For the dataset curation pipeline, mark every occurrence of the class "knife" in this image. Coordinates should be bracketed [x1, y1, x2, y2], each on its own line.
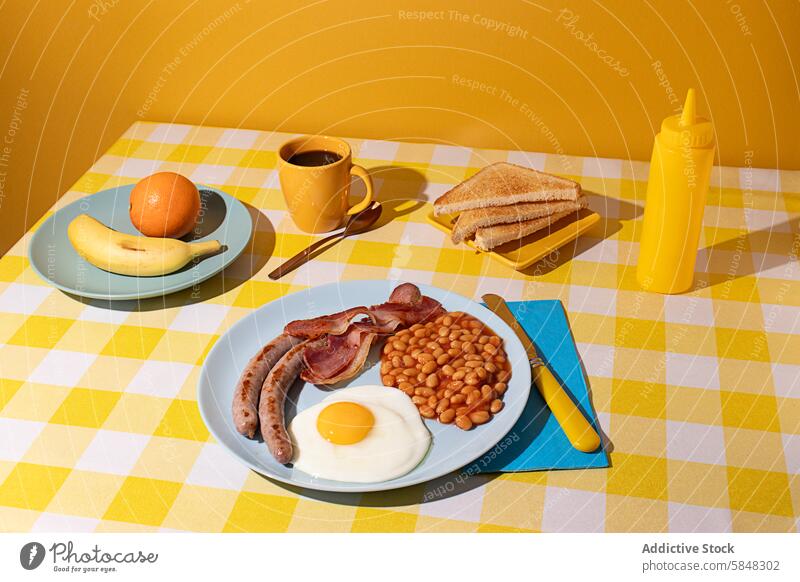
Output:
[482, 294, 601, 453]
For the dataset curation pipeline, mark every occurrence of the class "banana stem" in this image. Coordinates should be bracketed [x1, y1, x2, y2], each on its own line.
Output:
[188, 240, 222, 257]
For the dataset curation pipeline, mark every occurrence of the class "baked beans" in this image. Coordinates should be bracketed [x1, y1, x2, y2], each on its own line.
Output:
[381, 312, 512, 430]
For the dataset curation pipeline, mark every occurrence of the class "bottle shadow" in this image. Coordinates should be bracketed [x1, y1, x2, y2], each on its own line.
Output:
[691, 215, 800, 291]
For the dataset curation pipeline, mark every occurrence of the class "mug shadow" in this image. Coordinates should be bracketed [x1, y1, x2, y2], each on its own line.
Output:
[518, 190, 642, 278]
[691, 215, 800, 292]
[362, 165, 428, 228]
[62, 200, 274, 312]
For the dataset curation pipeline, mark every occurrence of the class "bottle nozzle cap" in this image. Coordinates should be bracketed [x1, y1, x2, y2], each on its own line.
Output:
[680, 88, 696, 127]
[660, 88, 714, 148]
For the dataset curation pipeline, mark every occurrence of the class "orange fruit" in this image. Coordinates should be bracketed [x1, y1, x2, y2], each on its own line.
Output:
[129, 172, 200, 238]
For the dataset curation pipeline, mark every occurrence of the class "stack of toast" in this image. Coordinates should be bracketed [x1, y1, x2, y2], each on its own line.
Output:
[433, 162, 587, 251]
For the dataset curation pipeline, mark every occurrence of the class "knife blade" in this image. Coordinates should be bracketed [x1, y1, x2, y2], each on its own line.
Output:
[482, 293, 601, 453]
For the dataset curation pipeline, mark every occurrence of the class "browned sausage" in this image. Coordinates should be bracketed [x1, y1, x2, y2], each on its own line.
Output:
[259, 341, 309, 464]
[232, 333, 303, 438]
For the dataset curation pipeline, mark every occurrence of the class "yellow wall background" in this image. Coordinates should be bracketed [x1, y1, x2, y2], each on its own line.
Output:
[0, 0, 797, 254]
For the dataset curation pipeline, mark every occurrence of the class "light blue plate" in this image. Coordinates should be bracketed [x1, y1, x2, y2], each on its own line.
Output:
[28, 184, 252, 300]
[197, 280, 531, 493]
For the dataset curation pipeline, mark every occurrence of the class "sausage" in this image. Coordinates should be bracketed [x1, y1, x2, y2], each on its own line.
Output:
[232, 333, 303, 438]
[258, 341, 309, 464]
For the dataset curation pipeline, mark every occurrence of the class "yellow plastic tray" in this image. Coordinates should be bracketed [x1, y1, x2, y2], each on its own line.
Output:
[426, 208, 601, 271]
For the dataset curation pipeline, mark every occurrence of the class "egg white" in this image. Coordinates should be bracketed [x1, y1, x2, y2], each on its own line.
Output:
[289, 385, 431, 483]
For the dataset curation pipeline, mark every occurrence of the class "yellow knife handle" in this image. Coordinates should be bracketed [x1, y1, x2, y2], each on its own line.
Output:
[533, 365, 601, 453]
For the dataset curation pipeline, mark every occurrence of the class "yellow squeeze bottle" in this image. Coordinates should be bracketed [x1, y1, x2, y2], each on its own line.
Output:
[637, 89, 715, 294]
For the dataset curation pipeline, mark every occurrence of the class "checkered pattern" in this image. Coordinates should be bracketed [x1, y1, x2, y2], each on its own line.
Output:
[0, 122, 798, 533]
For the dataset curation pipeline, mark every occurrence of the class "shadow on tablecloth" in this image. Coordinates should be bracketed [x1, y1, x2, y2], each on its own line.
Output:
[61, 200, 273, 312]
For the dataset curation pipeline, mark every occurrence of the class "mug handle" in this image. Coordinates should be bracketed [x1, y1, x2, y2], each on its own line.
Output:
[347, 165, 374, 215]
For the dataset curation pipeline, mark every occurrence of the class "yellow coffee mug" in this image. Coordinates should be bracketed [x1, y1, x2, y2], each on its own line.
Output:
[278, 135, 373, 233]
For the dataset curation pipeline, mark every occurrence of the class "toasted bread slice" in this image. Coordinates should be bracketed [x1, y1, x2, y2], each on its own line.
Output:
[473, 197, 589, 251]
[433, 162, 580, 216]
[451, 194, 587, 244]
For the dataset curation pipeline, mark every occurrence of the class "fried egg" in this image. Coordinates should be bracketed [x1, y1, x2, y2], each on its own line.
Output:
[288, 385, 431, 483]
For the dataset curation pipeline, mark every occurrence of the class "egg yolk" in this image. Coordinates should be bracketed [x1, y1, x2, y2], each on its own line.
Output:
[316, 402, 374, 445]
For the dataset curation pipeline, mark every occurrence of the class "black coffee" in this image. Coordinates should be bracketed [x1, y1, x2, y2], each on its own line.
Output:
[287, 150, 342, 167]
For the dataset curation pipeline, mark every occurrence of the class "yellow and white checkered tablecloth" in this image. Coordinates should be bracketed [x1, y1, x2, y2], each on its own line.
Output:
[0, 121, 798, 533]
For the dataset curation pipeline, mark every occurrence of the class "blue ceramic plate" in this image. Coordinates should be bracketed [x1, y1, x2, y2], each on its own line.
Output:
[28, 184, 251, 300]
[197, 280, 531, 493]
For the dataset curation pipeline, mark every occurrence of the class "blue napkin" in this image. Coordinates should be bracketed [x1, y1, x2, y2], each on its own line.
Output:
[478, 300, 609, 472]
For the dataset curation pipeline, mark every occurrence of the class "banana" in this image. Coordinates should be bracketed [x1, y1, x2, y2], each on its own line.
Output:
[67, 214, 222, 276]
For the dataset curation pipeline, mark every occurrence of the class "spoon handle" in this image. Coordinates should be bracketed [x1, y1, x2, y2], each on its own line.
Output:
[268, 232, 343, 280]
